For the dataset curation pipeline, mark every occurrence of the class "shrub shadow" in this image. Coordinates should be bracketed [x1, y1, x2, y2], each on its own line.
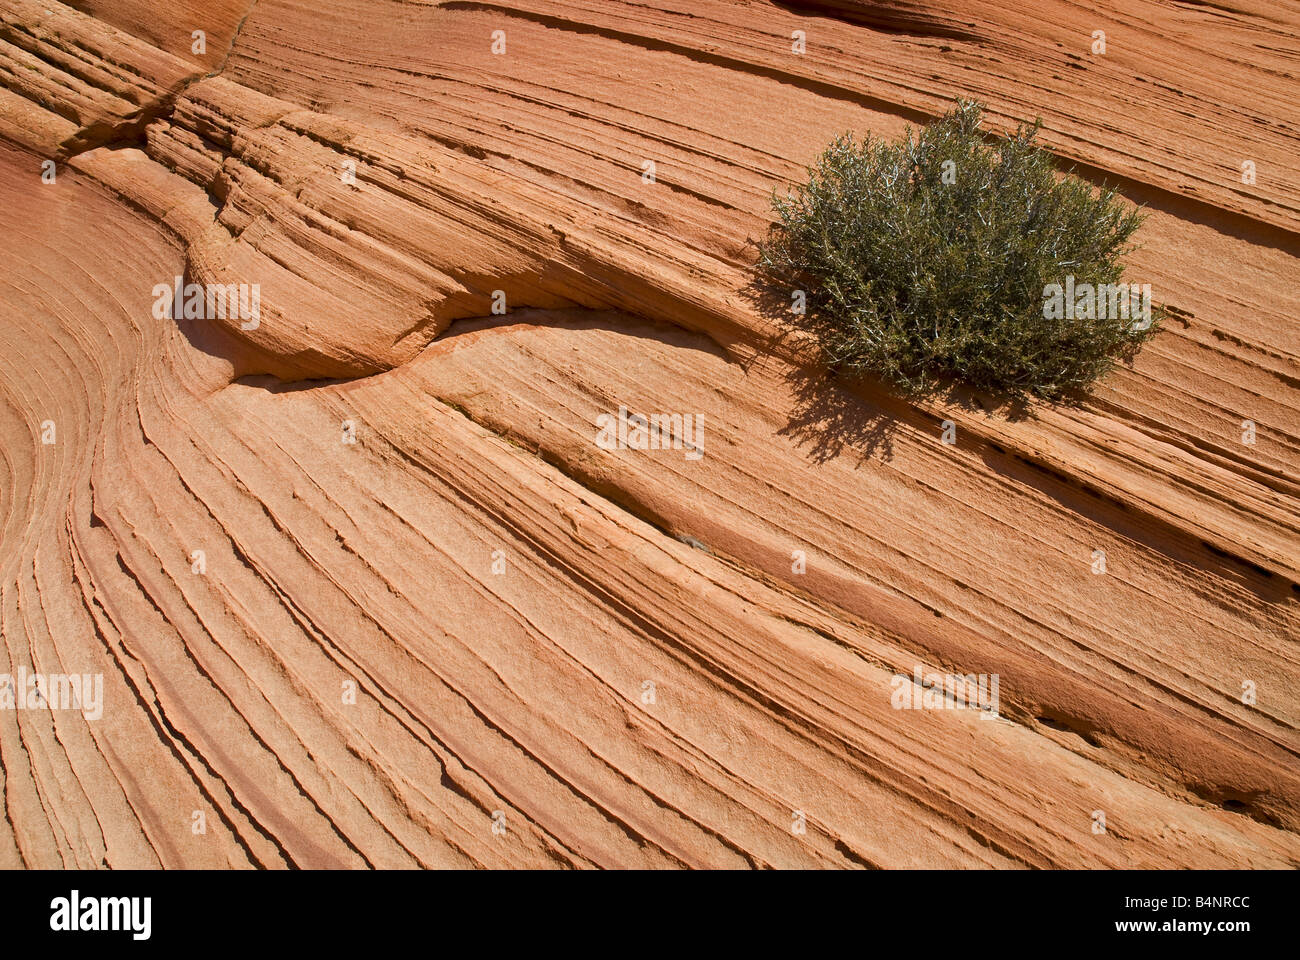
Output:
[741, 254, 1035, 466]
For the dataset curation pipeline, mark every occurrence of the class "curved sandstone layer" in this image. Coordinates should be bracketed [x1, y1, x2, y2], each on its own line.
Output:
[0, 0, 1296, 867]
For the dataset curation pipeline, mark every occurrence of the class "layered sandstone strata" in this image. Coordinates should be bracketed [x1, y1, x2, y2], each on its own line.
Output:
[0, 0, 1296, 867]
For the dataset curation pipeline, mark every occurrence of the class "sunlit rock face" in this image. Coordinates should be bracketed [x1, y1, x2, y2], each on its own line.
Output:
[0, 0, 1297, 869]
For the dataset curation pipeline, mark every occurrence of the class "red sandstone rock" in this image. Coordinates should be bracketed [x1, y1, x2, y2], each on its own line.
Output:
[0, 0, 1296, 868]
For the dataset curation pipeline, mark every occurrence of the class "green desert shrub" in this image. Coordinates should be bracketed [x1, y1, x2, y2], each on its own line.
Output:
[758, 100, 1162, 402]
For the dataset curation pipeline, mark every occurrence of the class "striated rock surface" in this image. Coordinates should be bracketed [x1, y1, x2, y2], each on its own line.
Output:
[0, 0, 1296, 868]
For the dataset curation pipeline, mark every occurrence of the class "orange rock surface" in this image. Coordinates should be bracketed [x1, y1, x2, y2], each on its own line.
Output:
[0, 0, 1296, 867]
